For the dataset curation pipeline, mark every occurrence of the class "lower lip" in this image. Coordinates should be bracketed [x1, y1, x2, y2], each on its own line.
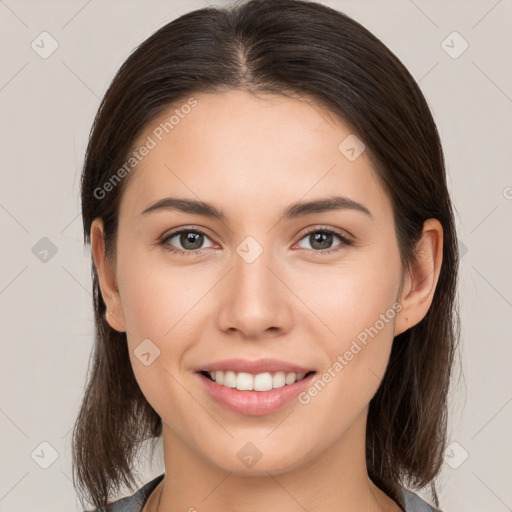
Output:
[196, 372, 316, 416]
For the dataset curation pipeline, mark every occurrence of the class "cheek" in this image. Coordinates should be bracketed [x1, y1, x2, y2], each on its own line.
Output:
[295, 259, 402, 343]
[117, 260, 196, 420]
[120, 279, 172, 343]
[116, 244, 189, 341]
[293, 250, 402, 404]
[116, 249, 211, 383]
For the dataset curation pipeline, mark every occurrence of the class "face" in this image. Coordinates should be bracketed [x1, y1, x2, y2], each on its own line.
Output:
[93, 89, 416, 476]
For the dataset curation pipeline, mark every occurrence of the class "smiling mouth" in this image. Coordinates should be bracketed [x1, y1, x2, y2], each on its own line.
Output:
[199, 370, 316, 392]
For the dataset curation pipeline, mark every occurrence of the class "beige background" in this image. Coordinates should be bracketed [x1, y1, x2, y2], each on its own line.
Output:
[0, 0, 511, 511]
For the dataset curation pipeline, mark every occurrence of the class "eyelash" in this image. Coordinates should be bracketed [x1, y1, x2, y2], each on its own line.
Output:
[159, 226, 353, 257]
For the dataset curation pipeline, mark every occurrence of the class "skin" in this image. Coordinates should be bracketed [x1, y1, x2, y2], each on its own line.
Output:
[91, 89, 443, 512]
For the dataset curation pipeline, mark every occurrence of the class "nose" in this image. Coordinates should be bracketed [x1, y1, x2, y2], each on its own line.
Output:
[216, 242, 293, 340]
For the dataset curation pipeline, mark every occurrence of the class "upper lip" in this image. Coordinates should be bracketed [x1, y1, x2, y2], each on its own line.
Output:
[197, 358, 315, 375]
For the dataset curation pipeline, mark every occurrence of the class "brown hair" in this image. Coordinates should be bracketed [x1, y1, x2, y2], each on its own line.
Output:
[72, 0, 460, 509]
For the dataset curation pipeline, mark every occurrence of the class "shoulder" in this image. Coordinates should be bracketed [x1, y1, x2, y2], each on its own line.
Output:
[397, 486, 443, 512]
[83, 474, 165, 512]
[83, 475, 441, 512]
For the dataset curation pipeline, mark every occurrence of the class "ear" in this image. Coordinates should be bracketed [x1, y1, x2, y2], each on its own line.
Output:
[90, 218, 126, 332]
[394, 218, 443, 336]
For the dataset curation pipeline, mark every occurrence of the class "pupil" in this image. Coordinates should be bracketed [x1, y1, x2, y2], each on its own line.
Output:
[181, 232, 203, 250]
[311, 232, 332, 250]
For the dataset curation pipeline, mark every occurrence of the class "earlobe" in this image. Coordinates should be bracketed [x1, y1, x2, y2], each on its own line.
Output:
[90, 218, 126, 333]
[394, 219, 443, 336]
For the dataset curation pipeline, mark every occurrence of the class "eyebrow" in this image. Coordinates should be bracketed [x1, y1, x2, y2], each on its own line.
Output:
[140, 195, 372, 221]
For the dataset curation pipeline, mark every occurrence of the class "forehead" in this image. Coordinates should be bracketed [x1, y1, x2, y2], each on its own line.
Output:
[120, 90, 391, 224]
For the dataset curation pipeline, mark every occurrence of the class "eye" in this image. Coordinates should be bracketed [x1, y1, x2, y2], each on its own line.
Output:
[159, 225, 353, 257]
[160, 228, 216, 256]
[295, 227, 353, 255]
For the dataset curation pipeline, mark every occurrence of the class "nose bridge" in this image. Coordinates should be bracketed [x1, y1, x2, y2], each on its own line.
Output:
[232, 237, 277, 308]
[216, 235, 290, 336]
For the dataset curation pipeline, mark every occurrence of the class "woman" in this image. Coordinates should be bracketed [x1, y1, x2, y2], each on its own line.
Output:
[72, 0, 460, 511]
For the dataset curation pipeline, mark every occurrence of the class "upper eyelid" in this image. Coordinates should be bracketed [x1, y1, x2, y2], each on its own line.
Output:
[163, 225, 216, 240]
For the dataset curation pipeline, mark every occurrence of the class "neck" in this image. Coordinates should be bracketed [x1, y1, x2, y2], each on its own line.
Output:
[150, 409, 401, 512]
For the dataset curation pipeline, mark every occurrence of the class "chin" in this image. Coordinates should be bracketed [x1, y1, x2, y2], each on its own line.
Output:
[202, 441, 312, 476]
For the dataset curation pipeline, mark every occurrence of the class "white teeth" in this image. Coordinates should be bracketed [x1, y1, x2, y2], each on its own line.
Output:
[253, 372, 273, 391]
[224, 371, 237, 388]
[237, 372, 256, 390]
[205, 370, 310, 391]
[272, 372, 286, 389]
